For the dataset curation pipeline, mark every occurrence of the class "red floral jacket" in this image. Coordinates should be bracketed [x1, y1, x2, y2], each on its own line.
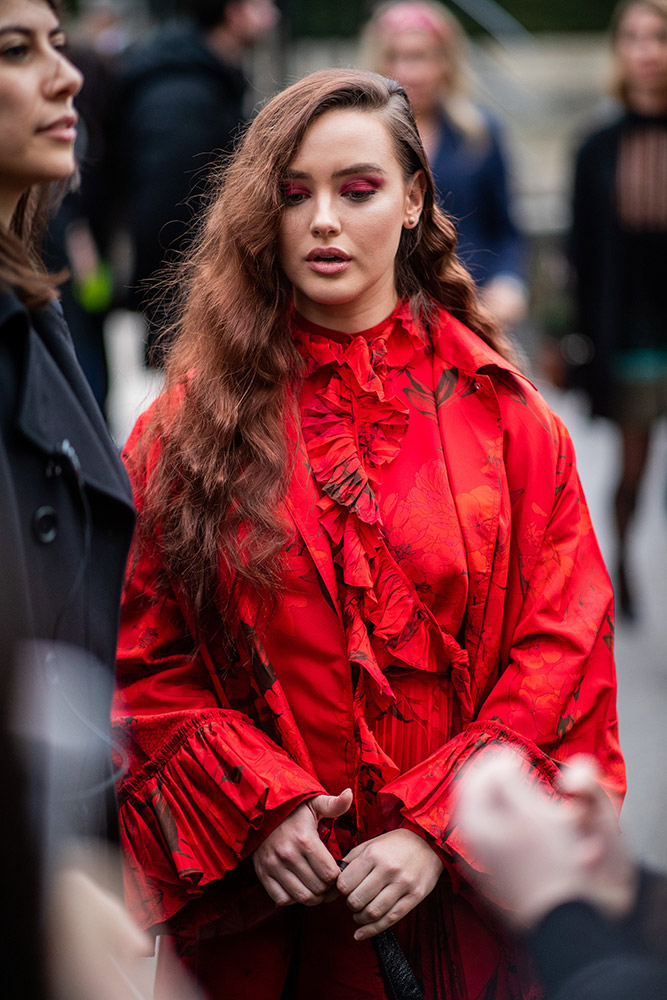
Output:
[113, 301, 625, 999]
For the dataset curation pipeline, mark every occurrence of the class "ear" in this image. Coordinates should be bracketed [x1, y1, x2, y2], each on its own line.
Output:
[403, 170, 427, 229]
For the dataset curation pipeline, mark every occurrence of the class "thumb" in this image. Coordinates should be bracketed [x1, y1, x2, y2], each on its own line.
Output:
[311, 788, 353, 821]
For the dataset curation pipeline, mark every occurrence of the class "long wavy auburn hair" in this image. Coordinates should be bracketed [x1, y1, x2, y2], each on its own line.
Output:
[132, 67, 515, 645]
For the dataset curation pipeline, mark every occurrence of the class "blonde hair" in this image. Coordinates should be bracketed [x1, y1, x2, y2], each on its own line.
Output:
[359, 1, 486, 142]
[609, 0, 667, 105]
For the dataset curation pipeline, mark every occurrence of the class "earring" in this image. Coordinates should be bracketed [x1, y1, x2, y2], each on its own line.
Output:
[406, 216, 416, 227]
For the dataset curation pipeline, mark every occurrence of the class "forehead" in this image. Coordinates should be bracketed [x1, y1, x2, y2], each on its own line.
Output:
[0, 0, 58, 27]
[289, 109, 399, 171]
[383, 29, 444, 57]
[618, 3, 667, 31]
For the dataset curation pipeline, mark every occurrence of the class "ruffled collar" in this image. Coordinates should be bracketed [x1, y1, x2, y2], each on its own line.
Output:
[291, 299, 428, 389]
[290, 297, 472, 726]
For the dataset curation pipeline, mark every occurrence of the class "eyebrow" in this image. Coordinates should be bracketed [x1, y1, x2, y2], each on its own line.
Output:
[0, 24, 64, 38]
[284, 163, 388, 180]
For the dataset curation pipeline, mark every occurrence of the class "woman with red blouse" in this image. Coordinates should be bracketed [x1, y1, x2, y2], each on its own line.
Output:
[113, 68, 625, 1000]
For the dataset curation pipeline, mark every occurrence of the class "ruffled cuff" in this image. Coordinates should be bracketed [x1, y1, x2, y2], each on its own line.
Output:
[117, 710, 325, 930]
[379, 720, 559, 871]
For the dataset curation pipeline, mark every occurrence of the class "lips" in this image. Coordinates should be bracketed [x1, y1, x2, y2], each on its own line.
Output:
[305, 247, 352, 276]
[37, 113, 78, 138]
[306, 247, 351, 262]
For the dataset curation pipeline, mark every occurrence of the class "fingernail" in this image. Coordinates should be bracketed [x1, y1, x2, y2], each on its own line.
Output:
[354, 930, 364, 941]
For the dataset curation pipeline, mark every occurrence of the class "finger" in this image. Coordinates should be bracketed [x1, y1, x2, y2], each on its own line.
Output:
[351, 882, 403, 926]
[283, 855, 332, 899]
[344, 868, 389, 913]
[270, 867, 328, 907]
[353, 891, 413, 940]
[259, 872, 294, 908]
[311, 788, 353, 821]
[337, 850, 375, 895]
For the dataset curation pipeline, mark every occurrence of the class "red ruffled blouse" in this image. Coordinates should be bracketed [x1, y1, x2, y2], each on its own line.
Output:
[113, 301, 625, 1000]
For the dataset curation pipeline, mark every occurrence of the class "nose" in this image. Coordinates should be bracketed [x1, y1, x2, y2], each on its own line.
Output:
[310, 193, 341, 237]
[44, 50, 84, 100]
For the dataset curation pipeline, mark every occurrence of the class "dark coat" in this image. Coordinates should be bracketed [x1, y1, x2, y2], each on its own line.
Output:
[0, 286, 135, 834]
[430, 111, 524, 287]
[569, 110, 667, 418]
[0, 285, 134, 996]
[116, 19, 247, 359]
[530, 870, 667, 1000]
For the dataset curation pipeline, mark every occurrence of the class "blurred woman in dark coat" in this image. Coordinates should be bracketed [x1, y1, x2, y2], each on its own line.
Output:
[571, 0, 667, 619]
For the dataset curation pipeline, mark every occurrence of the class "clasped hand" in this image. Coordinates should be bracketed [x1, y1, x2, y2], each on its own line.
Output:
[253, 789, 444, 939]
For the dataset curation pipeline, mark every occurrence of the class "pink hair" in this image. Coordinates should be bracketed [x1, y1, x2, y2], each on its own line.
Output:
[374, 1, 454, 42]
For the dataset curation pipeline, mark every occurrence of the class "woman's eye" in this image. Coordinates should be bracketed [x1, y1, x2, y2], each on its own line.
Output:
[340, 181, 380, 202]
[283, 192, 308, 206]
[1, 43, 29, 60]
[281, 184, 310, 206]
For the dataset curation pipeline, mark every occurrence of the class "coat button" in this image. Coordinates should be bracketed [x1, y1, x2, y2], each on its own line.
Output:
[32, 506, 58, 544]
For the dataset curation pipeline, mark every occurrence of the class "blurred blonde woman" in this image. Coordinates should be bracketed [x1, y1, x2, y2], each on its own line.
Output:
[361, 0, 527, 330]
[571, 0, 667, 619]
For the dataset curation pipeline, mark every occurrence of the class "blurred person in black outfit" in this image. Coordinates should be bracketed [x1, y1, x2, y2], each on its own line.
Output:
[456, 749, 667, 1000]
[571, 0, 667, 620]
[43, 37, 121, 418]
[117, 0, 278, 367]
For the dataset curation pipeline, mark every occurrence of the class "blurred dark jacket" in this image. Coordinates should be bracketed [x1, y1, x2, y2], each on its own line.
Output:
[0, 286, 135, 829]
[117, 19, 247, 363]
[530, 869, 667, 1000]
[0, 286, 135, 995]
[570, 110, 667, 418]
[430, 111, 524, 288]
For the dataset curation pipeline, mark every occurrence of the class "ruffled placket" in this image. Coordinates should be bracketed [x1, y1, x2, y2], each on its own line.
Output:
[292, 304, 473, 837]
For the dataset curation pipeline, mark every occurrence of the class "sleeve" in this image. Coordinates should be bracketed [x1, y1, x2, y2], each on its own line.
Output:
[380, 394, 625, 868]
[569, 135, 599, 339]
[113, 415, 325, 932]
[478, 122, 525, 284]
[530, 901, 667, 1000]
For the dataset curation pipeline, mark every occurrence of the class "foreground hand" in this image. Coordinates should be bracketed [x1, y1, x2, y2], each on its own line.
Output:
[47, 867, 158, 1000]
[455, 750, 637, 928]
[253, 789, 353, 907]
[337, 829, 444, 940]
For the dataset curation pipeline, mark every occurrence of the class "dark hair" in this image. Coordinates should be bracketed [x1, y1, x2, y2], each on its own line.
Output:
[177, 0, 233, 30]
[130, 68, 513, 645]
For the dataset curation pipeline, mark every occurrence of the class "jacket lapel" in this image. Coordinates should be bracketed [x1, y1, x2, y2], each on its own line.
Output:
[16, 302, 133, 509]
[431, 313, 513, 680]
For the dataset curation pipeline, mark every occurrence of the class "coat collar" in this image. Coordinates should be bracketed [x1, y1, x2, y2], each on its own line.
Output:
[1, 289, 134, 510]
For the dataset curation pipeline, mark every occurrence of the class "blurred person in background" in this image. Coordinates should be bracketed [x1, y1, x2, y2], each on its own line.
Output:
[570, 0, 667, 621]
[113, 67, 624, 1000]
[42, 11, 123, 420]
[0, 0, 168, 994]
[456, 748, 667, 1000]
[360, 0, 527, 334]
[117, 0, 278, 368]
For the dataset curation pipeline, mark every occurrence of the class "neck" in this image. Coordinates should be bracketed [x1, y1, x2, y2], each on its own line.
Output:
[627, 87, 667, 116]
[204, 23, 245, 65]
[0, 191, 20, 231]
[293, 292, 399, 335]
